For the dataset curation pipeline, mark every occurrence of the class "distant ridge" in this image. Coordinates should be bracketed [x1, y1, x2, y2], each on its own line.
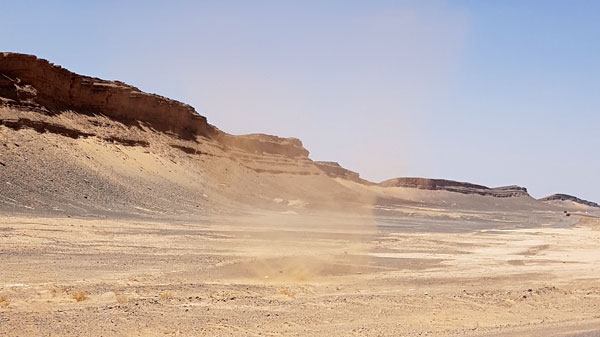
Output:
[540, 194, 600, 208]
[379, 177, 530, 198]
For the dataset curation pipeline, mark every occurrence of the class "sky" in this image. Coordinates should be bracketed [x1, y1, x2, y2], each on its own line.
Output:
[2, 0, 599, 202]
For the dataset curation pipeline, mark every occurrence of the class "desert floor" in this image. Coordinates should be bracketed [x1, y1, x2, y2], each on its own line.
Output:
[1, 212, 600, 336]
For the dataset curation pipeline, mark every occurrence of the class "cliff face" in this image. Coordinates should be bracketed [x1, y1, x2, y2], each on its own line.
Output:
[219, 134, 309, 158]
[314, 161, 373, 185]
[0, 53, 326, 217]
[0, 53, 214, 140]
[379, 177, 530, 198]
[0, 52, 311, 160]
[540, 194, 600, 208]
[3, 52, 598, 214]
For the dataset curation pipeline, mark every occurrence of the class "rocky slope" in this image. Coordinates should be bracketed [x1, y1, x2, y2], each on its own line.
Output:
[0, 53, 368, 217]
[314, 161, 373, 185]
[1, 53, 328, 166]
[0, 52, 311, 159]
[540, 194, 600, 208]
[0, 52, 596, 217]
[0, 53, 213, 140]
[379, 177, 530, 198]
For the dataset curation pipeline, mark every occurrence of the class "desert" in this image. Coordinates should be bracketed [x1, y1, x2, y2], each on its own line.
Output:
[2, 52, 600, 336]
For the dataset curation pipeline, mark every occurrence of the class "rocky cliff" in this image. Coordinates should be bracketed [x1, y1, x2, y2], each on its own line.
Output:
[0, 52, 214, 140]
[218, 133, 309, 158]
[314, 161, 373, 185]
[3, 52, 598, 216]
[379, 177, 530, 198]
[0, 52, 310, 160]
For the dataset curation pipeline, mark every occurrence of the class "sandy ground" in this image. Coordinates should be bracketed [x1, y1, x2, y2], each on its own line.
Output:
[2, 212, 600, 336]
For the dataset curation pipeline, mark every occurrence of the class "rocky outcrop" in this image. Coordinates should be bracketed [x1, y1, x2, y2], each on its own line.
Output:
[314, 161, 373, 185]
[1, 52, 564, 205]
[0, 52, 215, 140]
[0, 52, 315, 160]
[219, 133, 309, 158]
[540, 194, 600, 208]
[379, 177, 529, 198]
[0, 117, 93, 139]
[380, 177, 487, 191]
[486, 185, 531, 198]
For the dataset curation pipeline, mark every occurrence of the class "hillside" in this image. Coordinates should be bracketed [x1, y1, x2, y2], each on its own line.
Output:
[0, 52, 596, 219]
[540, 194, 600, 208]
[4, 53, 600, 337]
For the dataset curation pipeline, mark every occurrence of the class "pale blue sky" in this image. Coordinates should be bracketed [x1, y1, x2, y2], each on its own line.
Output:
[2, 1, 599, 202]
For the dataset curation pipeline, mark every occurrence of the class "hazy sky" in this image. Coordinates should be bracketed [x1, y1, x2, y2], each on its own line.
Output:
[2, 1, 599, 202]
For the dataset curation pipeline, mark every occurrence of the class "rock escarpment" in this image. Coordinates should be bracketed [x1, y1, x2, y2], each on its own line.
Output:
[540, 194, 600, 208]
[379, 177, 530, 198]
[218, 133, 309, 158]
[0, 52, 310, 160]
[3, 52, 598, 212]
[314, 161, 373, 185]
[0, 52, 214, 140]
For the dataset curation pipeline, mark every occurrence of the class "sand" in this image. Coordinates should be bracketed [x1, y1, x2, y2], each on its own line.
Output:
[2, 211, 600, 336]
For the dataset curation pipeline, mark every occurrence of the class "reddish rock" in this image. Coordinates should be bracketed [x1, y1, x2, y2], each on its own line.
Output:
[0, 52, 310, 159]
[314, 161, 373, 185]
[0, 52, 213, 140]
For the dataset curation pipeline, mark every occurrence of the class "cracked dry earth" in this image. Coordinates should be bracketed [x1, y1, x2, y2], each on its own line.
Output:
[1, 212, 600, 336]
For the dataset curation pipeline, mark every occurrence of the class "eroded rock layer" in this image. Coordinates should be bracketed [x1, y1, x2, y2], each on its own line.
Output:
[0, 52, 312, 160]
[540, 194, 600, 208]
[1, 52, 597, 217]
[0, 52, 214, 140]
[314, 161, 373, 185]
[379, 177, 530, 198]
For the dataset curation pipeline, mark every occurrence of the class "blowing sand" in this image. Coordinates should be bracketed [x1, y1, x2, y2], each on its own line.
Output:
[1, 212, 600, 336]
